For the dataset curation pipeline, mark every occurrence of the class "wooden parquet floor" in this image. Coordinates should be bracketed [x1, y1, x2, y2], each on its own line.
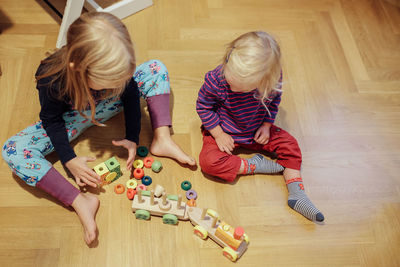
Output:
[0, 0, 399, 266]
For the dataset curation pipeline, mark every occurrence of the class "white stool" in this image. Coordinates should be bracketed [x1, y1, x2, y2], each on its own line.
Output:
[56, 0, 153, 48]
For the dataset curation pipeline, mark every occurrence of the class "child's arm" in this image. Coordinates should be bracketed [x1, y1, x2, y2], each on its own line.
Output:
[196, 70, 224, 130]
[118, 78, 141, 169]
[38, 81, 100, 187]
[196, 70, 234, 154]
[38, 84, 77, 165]
[121, 78, 141, 145]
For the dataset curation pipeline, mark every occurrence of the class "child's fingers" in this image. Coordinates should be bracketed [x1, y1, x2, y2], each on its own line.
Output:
[254, 134, 263, 143]
[75, 177, 86, 187]
[84, 166, 100, 180]
[81, 172, 99, 188]
[112, 140, 122, 146]
[224, 144, 233, 155]
[85, 156, 96, 162]
[126, 157, 134, 171]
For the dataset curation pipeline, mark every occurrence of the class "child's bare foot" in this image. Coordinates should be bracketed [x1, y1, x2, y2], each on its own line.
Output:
[151, 126, 196, 166]
[71, 193, 100, 245]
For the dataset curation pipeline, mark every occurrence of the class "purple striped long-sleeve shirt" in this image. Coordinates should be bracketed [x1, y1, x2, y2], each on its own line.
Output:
[196, 65, 282, 144]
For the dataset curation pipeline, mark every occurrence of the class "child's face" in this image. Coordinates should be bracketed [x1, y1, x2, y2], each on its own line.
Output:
[225, 70, 258, 93]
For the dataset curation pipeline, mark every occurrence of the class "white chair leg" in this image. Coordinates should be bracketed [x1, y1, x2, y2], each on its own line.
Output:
[56, 0, 153, 48]
[56, 0, 85, 48]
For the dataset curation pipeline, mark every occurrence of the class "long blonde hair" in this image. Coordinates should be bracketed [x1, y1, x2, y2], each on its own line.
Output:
[36, 12, 136, 125]
[222, 31, 282, 113]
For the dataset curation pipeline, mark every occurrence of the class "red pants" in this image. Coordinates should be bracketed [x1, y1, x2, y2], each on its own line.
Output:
[199, 125, 302, 182]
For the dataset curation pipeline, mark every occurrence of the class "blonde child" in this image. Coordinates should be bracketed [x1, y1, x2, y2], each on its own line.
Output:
[196, 31, 324, 222]
[2, 12, 195, 245]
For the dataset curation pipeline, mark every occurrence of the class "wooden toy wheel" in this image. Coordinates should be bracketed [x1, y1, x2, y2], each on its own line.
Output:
[222, 247, 238, 262]
[162, 214, 178, 225]
[135, 209, 150, 220]
[193, 225, 208, 240]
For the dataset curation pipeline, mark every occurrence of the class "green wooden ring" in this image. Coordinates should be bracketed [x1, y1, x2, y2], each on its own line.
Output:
[137, 146, 149, 157]
[181, 180, 192, 191]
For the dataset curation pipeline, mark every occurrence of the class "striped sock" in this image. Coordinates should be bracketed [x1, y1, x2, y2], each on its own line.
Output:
[242, 154, 284, 175]
[286, 177, 324, 222]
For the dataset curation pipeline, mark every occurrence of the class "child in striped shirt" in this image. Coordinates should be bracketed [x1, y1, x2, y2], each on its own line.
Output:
[196, 31, 324, 222]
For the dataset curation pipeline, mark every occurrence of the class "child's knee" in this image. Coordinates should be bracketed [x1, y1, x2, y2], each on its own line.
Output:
[148, 59, 168, 72]
[2, 138, 18, 163]
[199, 150, 231, 175]
[199, 152, 213, 174]
[199, 150, 219, 174]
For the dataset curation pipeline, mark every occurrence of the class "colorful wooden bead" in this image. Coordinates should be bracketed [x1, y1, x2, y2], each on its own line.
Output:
[126, 188, 136, 200]
[137, 146, 149, 157]
[186, 189, 197, 200]
[105, 172, 117, 183]
[114, 184, 125, 194]
[126, 179, 138, 189]
[151, 160, 162, 173]
[181, 180, 192, 191]
[104, 157, 121, 179]
[142, 176, 152, 186]
[93, 162, 110, 181]
[133, 168, 144, 179]
[154, 184, 165, 197]
[143, 157, 154, 168]
[234, 226, 245, 240]
[133, 159, 144, 169]
[187, 198, 196, 207]
[137, 184, 147, 191]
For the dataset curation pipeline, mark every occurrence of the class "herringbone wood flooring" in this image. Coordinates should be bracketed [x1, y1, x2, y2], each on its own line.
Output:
[0, 0, 399, 266]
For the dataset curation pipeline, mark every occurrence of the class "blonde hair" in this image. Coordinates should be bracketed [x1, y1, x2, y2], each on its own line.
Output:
[36, 12, 136, 125]
[222, 31, 282, 113]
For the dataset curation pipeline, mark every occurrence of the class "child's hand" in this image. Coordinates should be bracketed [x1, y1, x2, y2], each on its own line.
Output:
[254, 122, 272, 145]
[209, 125, 235, 154]
[112, 139, 137, 171]
[65, 156, 101, 188]
[214, 132, 235, 155]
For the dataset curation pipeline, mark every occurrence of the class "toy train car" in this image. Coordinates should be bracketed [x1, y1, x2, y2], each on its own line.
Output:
[131, 187, 249, 262]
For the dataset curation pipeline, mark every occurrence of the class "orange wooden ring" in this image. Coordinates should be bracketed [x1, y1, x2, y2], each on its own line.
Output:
[143, 157, 154, 168]
[127, 188, 136, 200]
[133, 168, 144, 179]
[187, 199, 196, 207]
[114, 184, 125, 194]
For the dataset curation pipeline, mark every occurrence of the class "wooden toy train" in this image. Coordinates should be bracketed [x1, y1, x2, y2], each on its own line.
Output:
[131, 186, 249, 262]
